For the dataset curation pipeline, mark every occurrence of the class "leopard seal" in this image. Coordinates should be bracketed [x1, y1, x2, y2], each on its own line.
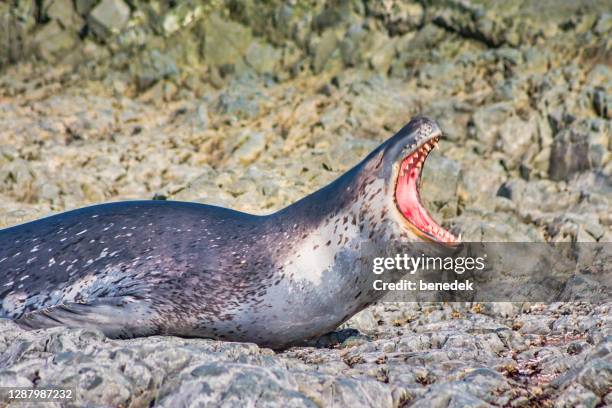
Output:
[0, 116, 457, 348]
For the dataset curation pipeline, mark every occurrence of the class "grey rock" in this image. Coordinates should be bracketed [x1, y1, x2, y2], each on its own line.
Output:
[311, 29, 339, 73]
[75, 0, 97, 16]
[443, 333, 506, 355]
[203, 13, 252, 67]
[343, 308, 379, 335]
[552, 315, 599, 335]
[33, 20, 78, 63]
[340, 335, 370, 349]
[420, 151, 461, 219]
[213, 79, 265, 120]
[45, 0, 83, 31]
[554, 383, 600, 408]
[471, 102, 514, 151]
[321, 377, 393, 408]
[156, 362, 315, 407]
[593, 12, 612, 34]
[577, 358, 612, 397]
[566, 340, 590, 355]
[417, 61, 465, 93]
[0, 1, 37, 69]
[245, 41, 282, 75]
[605, 392, 612, 407]
[430, 0, 522, 48]
[497, 114, 538, 168]
[413, 383, 491, 408]
[458, 158, 506, 210]
[549, 119, 611, 180]
[479, 303, 520, 318]
[367, 1, 424, 35]
[157, 2, 203, 36]
[523, 46, 550, 74]
[586, 64, 610, 87]
[593, 88, 610, 119]
[548, 212, 606, 241]
[423, 100, 471, 142]
[451, 211, 543, 241]
[339, 23, 368, 67]
[347, 76, 420, 137]
[369, 34, 397, 75]
[227, 131, 267, 166]
[0, 158, 35, 200]
[132, 50, 179, 90]
[88, 0, 131, 39]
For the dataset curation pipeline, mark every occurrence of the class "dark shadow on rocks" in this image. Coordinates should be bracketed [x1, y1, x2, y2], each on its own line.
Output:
[300, 328, 363, 349]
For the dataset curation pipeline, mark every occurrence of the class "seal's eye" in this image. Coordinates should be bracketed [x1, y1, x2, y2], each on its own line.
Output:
[394, 136, 458, 244]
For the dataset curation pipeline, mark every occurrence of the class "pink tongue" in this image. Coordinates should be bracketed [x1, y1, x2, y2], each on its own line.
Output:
[396, 163, 439, 236]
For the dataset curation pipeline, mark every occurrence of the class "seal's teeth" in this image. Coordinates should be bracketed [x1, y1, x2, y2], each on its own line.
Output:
[416, 162, 422, 169]
[424, 144, 432, 152]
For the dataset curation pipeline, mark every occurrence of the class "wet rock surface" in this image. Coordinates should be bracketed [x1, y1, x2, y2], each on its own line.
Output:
[0, 0, 610, 406]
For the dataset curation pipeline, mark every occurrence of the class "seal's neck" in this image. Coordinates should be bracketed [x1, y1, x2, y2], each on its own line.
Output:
[271, 148, 386, 228]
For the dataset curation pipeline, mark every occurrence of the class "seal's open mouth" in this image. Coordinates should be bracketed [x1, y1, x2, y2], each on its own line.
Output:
[395, 137, 458, 244]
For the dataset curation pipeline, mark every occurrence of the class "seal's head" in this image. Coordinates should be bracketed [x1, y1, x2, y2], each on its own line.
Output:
[377, 116, 458, 245]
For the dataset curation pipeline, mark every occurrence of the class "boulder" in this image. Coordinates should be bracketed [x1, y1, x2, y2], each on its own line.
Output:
[88, 0, 131, 40]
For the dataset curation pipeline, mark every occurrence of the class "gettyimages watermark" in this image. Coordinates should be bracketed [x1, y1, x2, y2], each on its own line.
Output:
[366, 242, 611, 302]
[372, 253, 486, 292]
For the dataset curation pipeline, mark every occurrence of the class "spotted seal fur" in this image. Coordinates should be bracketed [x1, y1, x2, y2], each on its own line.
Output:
[0, 116, 457, 348]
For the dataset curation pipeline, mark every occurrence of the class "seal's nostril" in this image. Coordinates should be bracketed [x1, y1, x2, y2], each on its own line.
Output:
[411, 116, 442, 140]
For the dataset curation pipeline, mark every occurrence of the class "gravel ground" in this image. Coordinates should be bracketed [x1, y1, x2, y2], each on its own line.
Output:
[0, 0, 610, 406]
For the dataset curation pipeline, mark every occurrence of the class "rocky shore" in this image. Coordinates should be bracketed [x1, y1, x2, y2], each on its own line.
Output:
[1, 302, 610, 407]
[0, 0, 610, 406]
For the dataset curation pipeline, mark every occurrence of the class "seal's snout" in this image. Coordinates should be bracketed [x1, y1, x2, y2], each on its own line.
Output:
[383, 116, 443, 158]
[406, 116, 442, 142]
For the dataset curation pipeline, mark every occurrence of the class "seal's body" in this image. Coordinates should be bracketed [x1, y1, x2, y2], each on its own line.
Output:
[1, 117, 455, 348]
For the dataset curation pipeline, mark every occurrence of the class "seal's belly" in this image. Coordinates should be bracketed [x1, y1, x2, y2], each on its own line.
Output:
[205, 248, 383, 347]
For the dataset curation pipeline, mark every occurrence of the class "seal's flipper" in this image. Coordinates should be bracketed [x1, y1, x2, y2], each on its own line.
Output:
[15, 297, 158, 339]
